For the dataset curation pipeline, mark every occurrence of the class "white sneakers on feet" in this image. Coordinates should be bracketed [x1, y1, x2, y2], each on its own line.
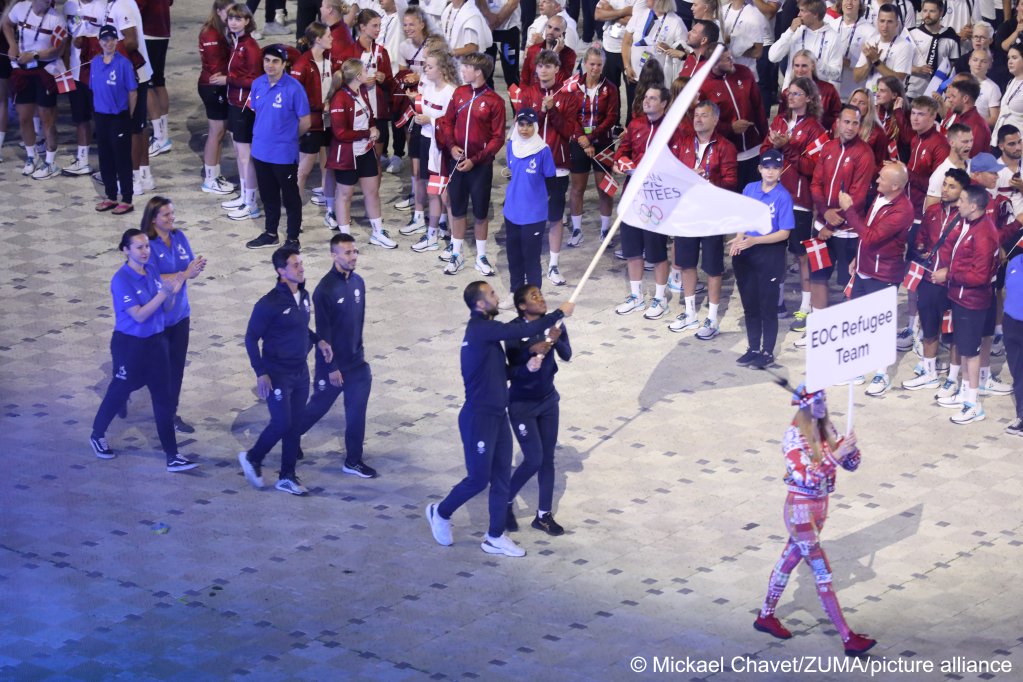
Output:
[323, 211, 339, 229]
[950, 403, 985, 425]
[643, 297, 667, 320]
[475, 255, 496, 276]
[444, 253, 466, 275]
[228, 204, 261, 220]
[615, 294, 646, 315]
[865, 373, 891, 397]
[201, 176, 234, 195]
[21, 157, 39, 176]
[425, 503, 452, 546]
[979, 375, 1013, 396]
[31, 162, 61, 180]
[668, 311, 700, 332]
[411, 235, 439, 252]
[902, 373, 940, 391]
[399, 215, 426, 235]
[546, 264, 565, 285]
[370, 229, 398, 249]
[221, 195, 245, 210]
[481, 533, 525, 557]
[148, 138, 172, 157]
[385, 156, 403, 174]
[63, 157, 92, 176]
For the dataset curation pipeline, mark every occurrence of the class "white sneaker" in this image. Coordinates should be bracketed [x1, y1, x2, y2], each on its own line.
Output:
[567, 229, 583, 247]
[201, 176, 234, 195]
[399, 215, 426, 235]
[895, 326, 915, 352]
[133, 179, 144, 197]
[793, 333, 807, 348]
[546, 264, 565, 285]
[221, 195, 245, 210]
[902, 373, 940, 391]
[865, 373, 891, 397]
[444, 253, 465, 275]
[991, 333, 1005, 357]
[148, 138, 172, 157]
[309, 192, 327, 206]
[668, 311, 700, 332]
[950, 402, 985, 425]
[141, 175, 156, 192]
[643, 297, 667, 320]
[438, 242, 454, 262]
[695, 318, 720, 340]
[31, 162, 61, 180]
[934, 378, 958, 401]
[613, 248, 626, 260]
[425, 503, 452, 546]
[394, 196, 415, 211]
[937, 386, 964, 408]
[227, 203, 261, 220]
[21, 157, 39, 176]
[979, 375, 1013, 396]
[386, 156, 403, 174]
[481, 533, 525, 557]
[667, 272, 683, 293]
[262, 20, 289, 35]
[836, 375, 866, 386]
[274, 8, 286, 24]
[63, 157, 92, 176]
[615, 294, 646, 315]
[475, 255, 496, 276]
[370, 229, 398, 249]
[411, 235, 439, 252]
[323, 211, 339, 229]
[238, 451, 264, 489]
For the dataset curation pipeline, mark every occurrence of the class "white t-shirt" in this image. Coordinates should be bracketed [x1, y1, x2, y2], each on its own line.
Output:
[624, 9, 687, 79]
[943, 0, 982, 33]
[825, 16, 877, 99]
[377, 12, 403, 76]
[721, 2, 769, 80]
[905, 26, 961, 98]
[399, 39, 428, 75]
[927, 157, 970, 198]
[994, 78, 1023, 141]
[600, 0, 640, 54]
[486, 0, 521, 32]
[863, 0, 916, 32]
[526, 11, 582, 52]
[8, 0, 66, 58]
[101, 0, 153, 83]
[768, 23, 843, 87]
[976, 77, 1001, 120]
[996, 166, 1023, 218]
[855, 31, 916, 92]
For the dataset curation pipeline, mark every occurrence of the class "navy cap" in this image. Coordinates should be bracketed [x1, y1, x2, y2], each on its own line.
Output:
[515, 107, 539, 124]
[262, 44, 289, 62]
[98, 24, 119, 40]
[970, 152, 1005, 174]
[760, 149, 783, 168]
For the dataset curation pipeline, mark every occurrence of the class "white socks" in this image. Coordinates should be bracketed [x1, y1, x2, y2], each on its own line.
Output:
[654, 284, 666, 301]
[630, 280, 642, 298]
[549, 250, 559, 267]
[475, 239, 487, 258]
[708, 302, 719, 322]
[685, 295, 696, 317]
[800, 291, 811, 312]
[948, 364, 960, 383]
[923, 357, 936, 376]
[452, 238, 464, 256]
[244, 188, 257, 205]
[369, 217, 383, 232]
[571, 215, 581, 231]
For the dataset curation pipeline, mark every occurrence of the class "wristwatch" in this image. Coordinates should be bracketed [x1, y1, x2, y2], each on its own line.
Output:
[872, 59, 881, 67]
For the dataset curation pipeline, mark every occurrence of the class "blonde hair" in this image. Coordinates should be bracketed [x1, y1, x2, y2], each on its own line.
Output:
[849, 87, 877, 142]
[327, 58, 365, 99]
[425, 44, 460, 87]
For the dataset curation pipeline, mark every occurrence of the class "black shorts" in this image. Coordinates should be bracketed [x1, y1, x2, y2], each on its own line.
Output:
[333, 150, 379, 185]
[787, 210, 813, 255]
[809, 235, 858, 283]
[11, 67, 57, 107]
[68, 82, 93, 124]
[0, 54, 11, 79]
[198, 83, 229, 121]
[416, 134, 432, 180]
[299, 130, 327, 155]
[145, 38, 168, 88]
[851, 275, 897, 298]
[448, 163, 493, 220]
[674, 235, 725, 276]
[620, 223, 668, 263]
[569, 140, 605, 174]
[917, 279, 949, 339]
[952, 301, 992, 357]
[547, 174, 569, 222]
[228, 104, 254, 144]
[130, 81, 149, 134]
[905, 221, 923, 264]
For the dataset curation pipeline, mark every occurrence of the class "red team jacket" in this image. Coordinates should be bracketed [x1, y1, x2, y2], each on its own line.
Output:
[577, 77, 620, 150]
[810, 137, 876, 220]
[845, 192, 915, 284]
[615, 114, 684, 167]
[916, 202, 961, 284]
[515, 84, 583, 170]
[326, 85, 376, 170]
[945, 214, 1000, 310]
[354, 42, 398, 119]
[330, 20, 359, 70]
[673, 132, 739, 190]
[760, 114, 827, 211]
[906, 127, 950, 219]
[198, 25, 229, 87]
[699, 64, 767, 159]
[520, 43, 576, 89]
[436, 85, 507, 167]
[227, 33, 262, 107]
[290, 50, 329, 131]
[940, 106, 991, 158]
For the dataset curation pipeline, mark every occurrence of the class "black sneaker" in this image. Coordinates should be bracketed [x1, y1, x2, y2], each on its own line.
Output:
[174, 415, 195, 434]
[736, 349, 760, 366]
[506, 505, 519, 532]
[1005, 417, 1023, 438]
[531, 512, 564, 536]
[283, 239, 301, 250]
[90, 435, 115, 459]
[166, 455, 199, 472]
[342, 461, 378, 478]
[246, 232, 280, 249]
[753, 352, 775, 370]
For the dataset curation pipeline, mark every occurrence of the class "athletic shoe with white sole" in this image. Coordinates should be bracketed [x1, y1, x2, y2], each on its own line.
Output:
[438, 242, 454, 262]
[865, 373, 891, 397]
[342, 461, 378, 478]
[667, 273, 682, 293]
[310, 193, 327, 206]
[950, 403, 985, 425]
[21, 157, 39, 176]
[567, 229, 583, 247]
[546, 264, 565, 285]
[793, 333, 807, 348]
[400, 215, 426, 235]
[385, 156, 403, 174]
[229, 204, 261, 221]
[394, 196, 414, 211]
[148, 138, 172, 156]
[937, 387, 965, 408]
[262, 20, 290, 35]
[411, 235, 439, 252]
[934, 379, 958, 401]
[323, 211, 339, 229]
[643, 297, 667, 320]
[425, 503, 452, 546]
[902, 373, 940, 391]
[1004, 417, 1023, 437]
[368, 229, 397, 248]
[895, 326, 915, 352]
[90, 436, 115, 459]
[979, 375, 1013, 396]
[475, 255, 496, 276]
[141, 175, 156, 192]
[615, 294, 646, 315]
[275, 475, 308, 495]
[221, 195, 245, 210]
[481, 533, 525, 557]
[238, 451, 264, 488]
[201, 176, 234, 195]
[695, 318, 720, 340]
[62, 157, 92, 176]
[31, 162, 61, 180]
[991, 333, 1004, 357]
[668, 311, 700, 332]
[166, 456, 199, 473]
[444, 254, 466, 275]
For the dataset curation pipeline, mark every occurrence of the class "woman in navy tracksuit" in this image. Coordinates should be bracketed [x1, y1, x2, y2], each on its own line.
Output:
[89, 228, 198, 472]
[505, 283, 571, 536]
[143, 196, 207, 434]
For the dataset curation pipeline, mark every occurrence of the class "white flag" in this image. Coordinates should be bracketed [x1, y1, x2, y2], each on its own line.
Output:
[925, 57, 951, 97]
[617, 45, 773, 238]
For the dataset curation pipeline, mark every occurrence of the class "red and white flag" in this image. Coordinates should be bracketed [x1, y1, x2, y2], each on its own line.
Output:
[843, 277, 853, 298]
[414, 93, 423, 115]
[802, 238, 832, 272]
[805, 132, 829, 158]
[941, 309, 954, 334]
[614, 156, 635, 174]
[508, 84, 522, 109]
[597, 173, 619, 197]
[902, 261, 925, 291]
[887, 137, 899, 161]
[51, 24, 68, 48]
[395, 105, 415, 128]
[594, 146, 615, 169]
[427, 174, 448, 196]
[54, 69, 76, 94]
[561, 73, 581, 94]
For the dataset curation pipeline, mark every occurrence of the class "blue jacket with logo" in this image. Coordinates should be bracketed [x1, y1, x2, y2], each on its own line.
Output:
[245, 281, 320, 376]
[311, 267, 366, 373]
[504, 140, 556, 225]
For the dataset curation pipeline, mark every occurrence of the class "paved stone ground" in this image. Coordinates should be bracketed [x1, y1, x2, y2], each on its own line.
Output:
[1, 3, 1021, 680]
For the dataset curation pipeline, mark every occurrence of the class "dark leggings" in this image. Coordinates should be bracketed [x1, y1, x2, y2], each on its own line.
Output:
[508, 393, 559, 512]
[506, 219, 545, 293]
[92, 331, 178, 461]
[247, 0, 285, 23]
[734, 241, 785, 354]
[164, 316, 190, 416]
[253, 158, 303, 241]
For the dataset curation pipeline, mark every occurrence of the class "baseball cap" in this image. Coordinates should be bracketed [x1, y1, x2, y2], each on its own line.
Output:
[515, 107, 538, 124]
[970, 152, 1005, 174]
[98, 24, 119, 40]
[262, 44, 289, 62]
[760, 149, 783, 168]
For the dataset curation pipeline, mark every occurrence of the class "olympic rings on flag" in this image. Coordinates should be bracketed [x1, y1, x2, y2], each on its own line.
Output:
[638, 204, 664, 226]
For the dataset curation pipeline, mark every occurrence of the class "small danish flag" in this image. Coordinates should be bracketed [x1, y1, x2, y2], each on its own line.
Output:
[941, 309, 953, 334]
[805, 132, 829, 158]
[54, 69, 76, 94]
[902, 261, 925, 292]
[802, 238, 832, 272]
[51, 24, 68, 48]
[427, 174, 449, 196]
[614, 156, 635, 174]
[597, 172, 619, 197]
[508, 84, 522, 109]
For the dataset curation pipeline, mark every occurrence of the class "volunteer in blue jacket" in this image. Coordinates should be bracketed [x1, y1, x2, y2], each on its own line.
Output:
[89, 228, 199, 473]
[1003, 242, 1023, 437]
[425, 281, 575, 558]
[504, 107, 557, 295]
[245, 44, 312, 251]
[239, 245, 334, 495]
[296, 233, 378, 478]
[727, 148, 795, 371]
[505, 284, 572, 536]
[90, 24, 138, 216]
[143, 196, 208, 434]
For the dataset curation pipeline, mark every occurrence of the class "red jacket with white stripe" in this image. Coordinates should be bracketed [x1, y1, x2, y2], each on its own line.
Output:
[436, 84, 506, 167]
[760, 114, 827, 211]
[946, 214, 1000, 310]
[672, 132, 738, 190]
[843, 192, 915, 284]
[940, 106, 991, 158]
[917, 202, 961, 284]
[906, 128, 950, 219]
[354, 42, 398, 120]
[614, 114, 684, 167]
[520, 43, 576, 89]
[700, 65, 767, 158]
[515, 83, 582, 171]
[290, 51, 329, 131]
[577, 77, 619, 151]
[198, 26, 229, 87]
[329, 21, 359, 70]
[326, 85, 375, 171]
[810, 137, 875, 220]
[226, 34, 262, 107]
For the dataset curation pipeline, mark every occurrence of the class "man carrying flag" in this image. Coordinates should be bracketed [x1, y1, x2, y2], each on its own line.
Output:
[837, 162, 914, 396]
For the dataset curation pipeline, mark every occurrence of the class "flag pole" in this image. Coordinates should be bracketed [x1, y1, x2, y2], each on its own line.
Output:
[846, 383, 855, 437]
[564, 44, 725, 306]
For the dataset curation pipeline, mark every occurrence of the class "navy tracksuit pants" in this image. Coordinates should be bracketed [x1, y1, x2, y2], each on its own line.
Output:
[506, 219, 545, 294]
[248, 364, 309, 478]
[508, 392, 559, 512]
[297, 361, 372, 464]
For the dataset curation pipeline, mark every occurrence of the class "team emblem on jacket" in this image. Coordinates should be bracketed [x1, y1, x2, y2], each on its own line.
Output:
[517, 423, 528, 437]
[317, 379, 327, 391]
[354, 288, 361, 303]
[273, 388, 283, 401]
[477, 440, 486, 454]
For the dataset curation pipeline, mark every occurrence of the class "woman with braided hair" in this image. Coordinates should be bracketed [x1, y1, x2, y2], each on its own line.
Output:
[753, 385, 877, 657]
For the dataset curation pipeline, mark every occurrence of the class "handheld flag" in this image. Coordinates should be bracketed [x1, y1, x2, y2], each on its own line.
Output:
[597, 173, 619, 197]
[427, 174, 449, 195]
[802, 238, 832, 271]
[54, 69, 76, 94]
[902, 261, 925, 292]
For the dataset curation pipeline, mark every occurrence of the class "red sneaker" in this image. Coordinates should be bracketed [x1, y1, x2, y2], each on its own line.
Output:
[844, 632, 877, 656]
[753, 615, 793, 640]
